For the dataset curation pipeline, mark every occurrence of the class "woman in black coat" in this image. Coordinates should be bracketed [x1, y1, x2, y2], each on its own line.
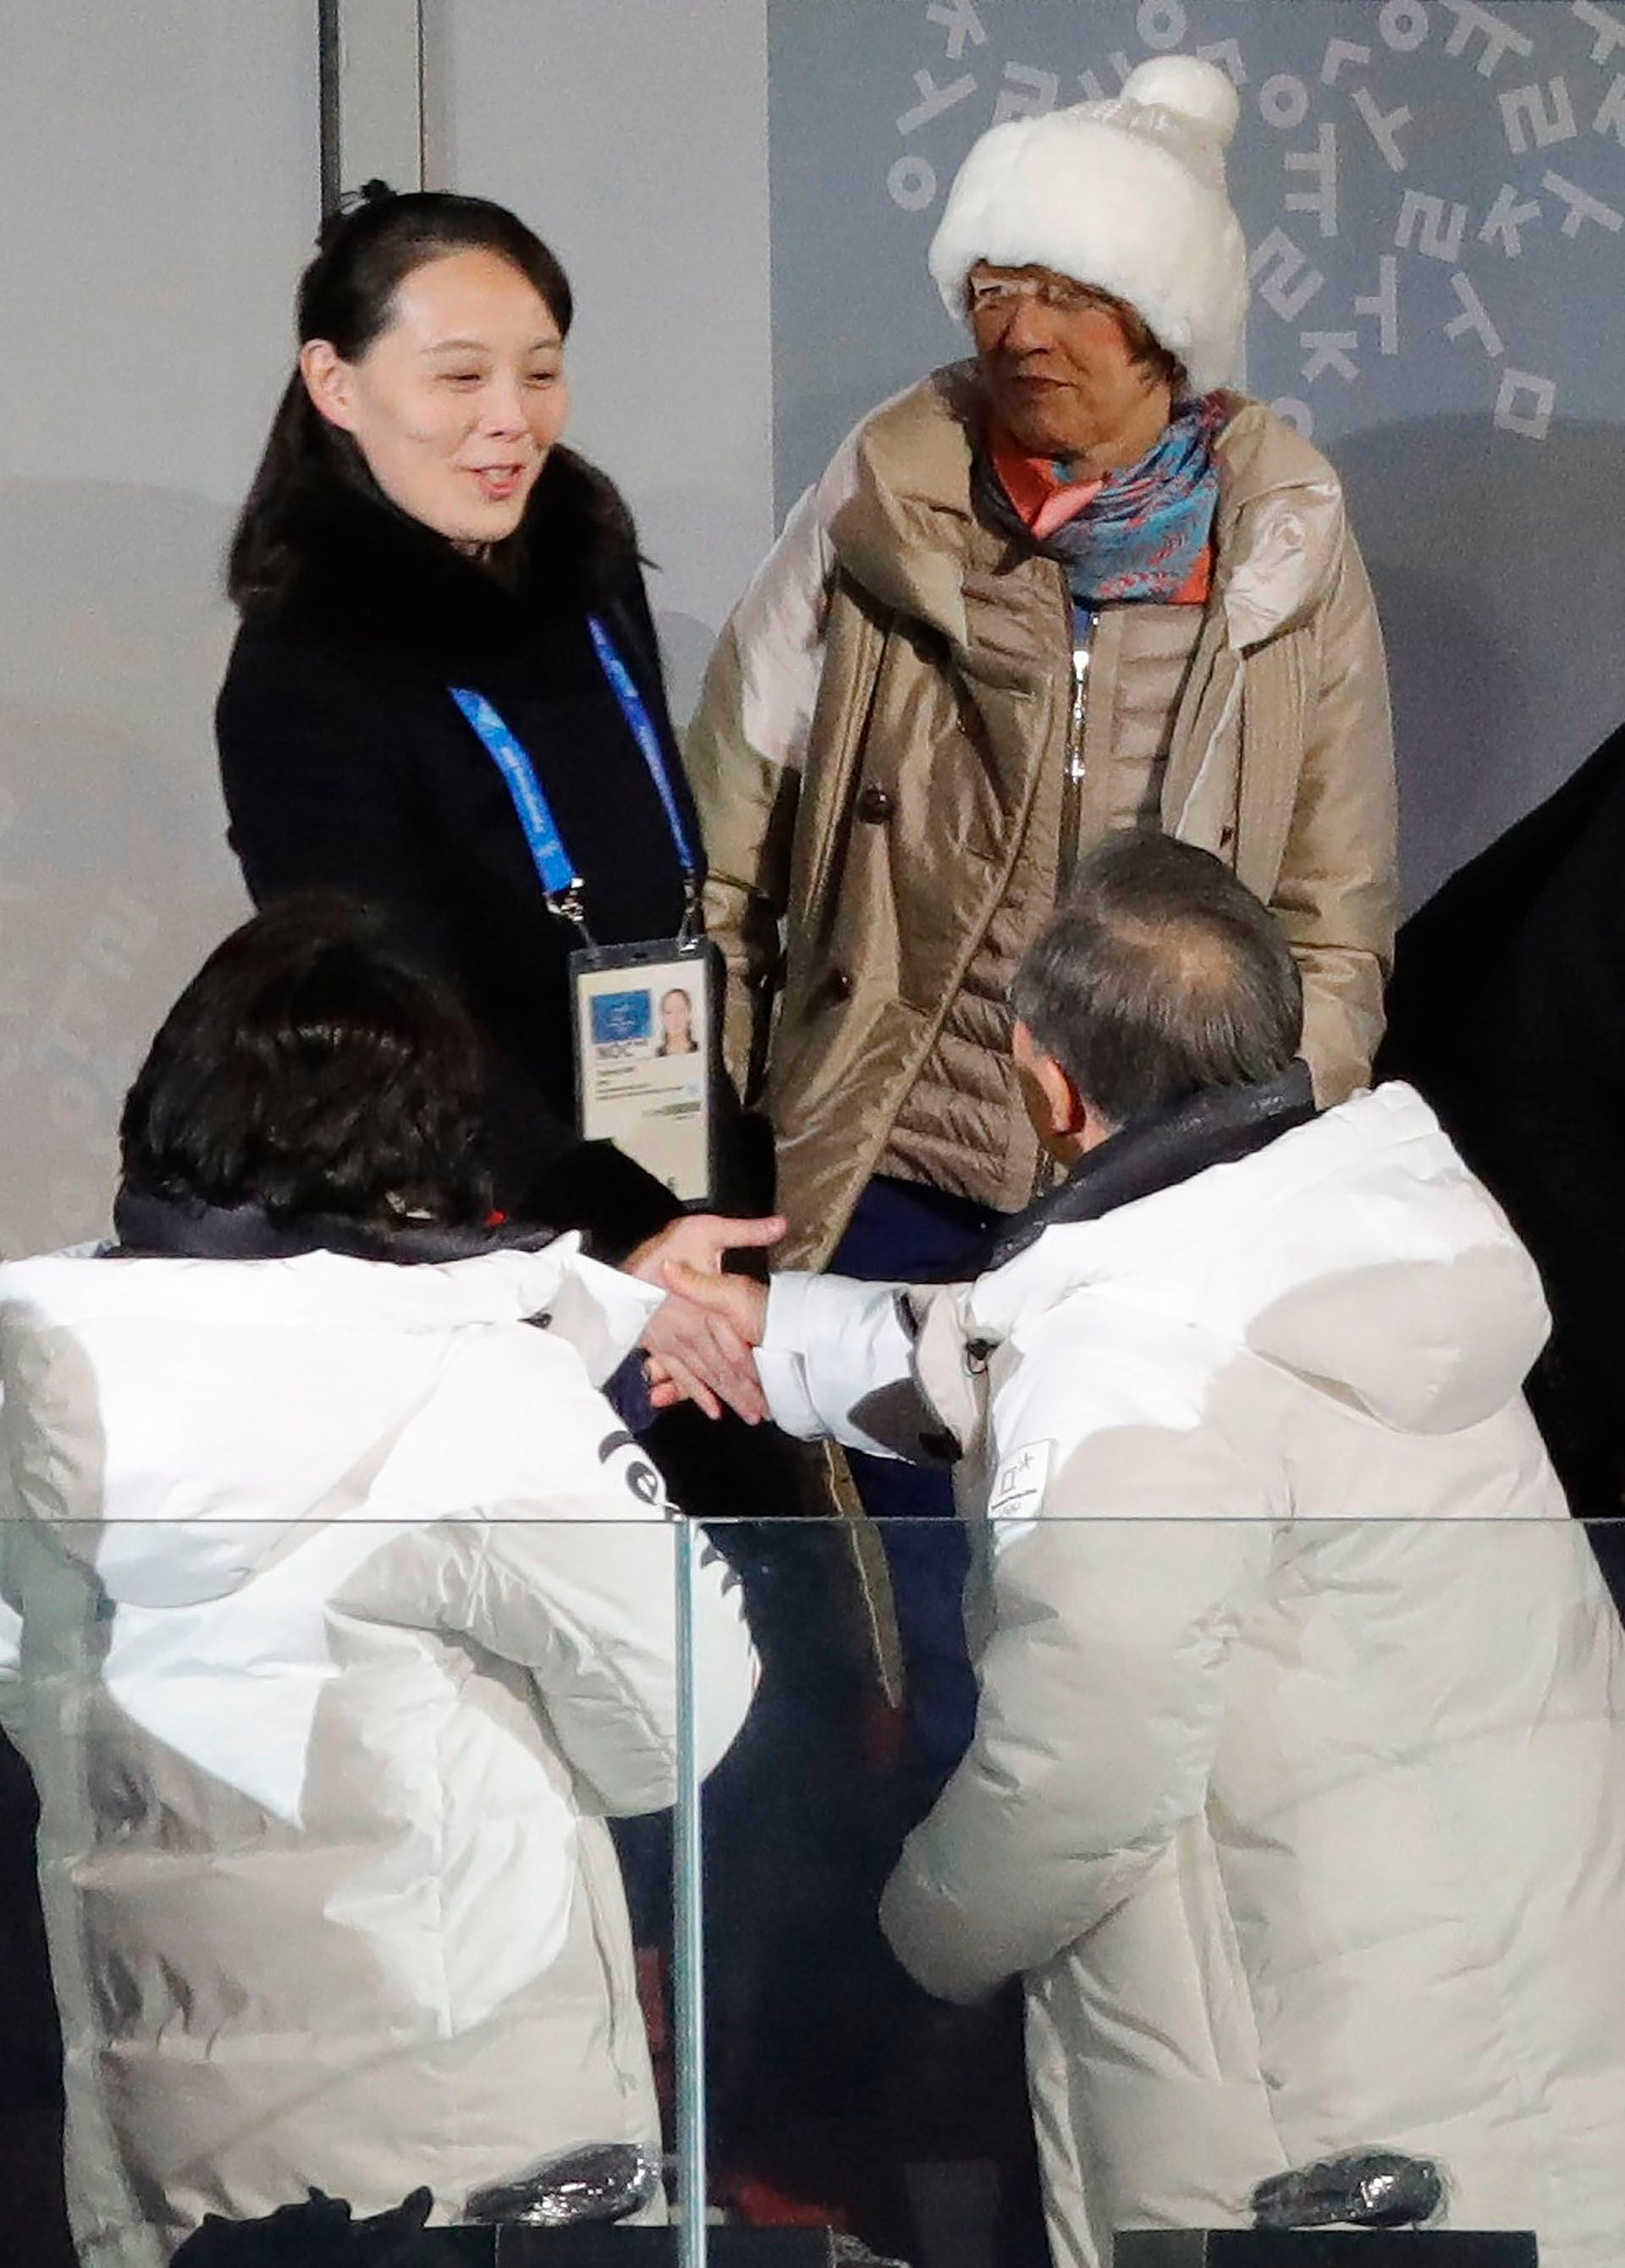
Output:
[218, 184, 708, 1258]
[216, 184, 900, 2207]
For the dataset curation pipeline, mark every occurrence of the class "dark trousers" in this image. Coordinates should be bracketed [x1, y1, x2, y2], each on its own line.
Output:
[830, 1174, 1002, 1797]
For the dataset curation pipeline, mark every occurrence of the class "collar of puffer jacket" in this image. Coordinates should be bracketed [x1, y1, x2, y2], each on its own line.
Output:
[110, 1186, 559, 1268]
[0, 1225, 658, 1384]
[829, 362, 1350, 654]
[99, 1190, 658, 1432]
[983, 1062, 1317, 1274]
[966, 1082, 1553, 1438]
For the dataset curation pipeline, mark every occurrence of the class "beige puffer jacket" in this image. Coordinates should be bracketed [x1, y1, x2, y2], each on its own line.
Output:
[686, 366, 1396, 1266]
[0, 1238, 757, 2265]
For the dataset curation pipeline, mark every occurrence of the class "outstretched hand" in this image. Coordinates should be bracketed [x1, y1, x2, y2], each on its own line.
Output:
[625, 1214, 784, 1424]
[659, 1259, 768, 1349]
[623, 1212, 785, 1286]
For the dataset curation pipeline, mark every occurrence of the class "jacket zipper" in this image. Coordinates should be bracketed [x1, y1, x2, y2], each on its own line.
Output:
[1058, 611, 1094, 889]
[1033, 608, 1096, 1203]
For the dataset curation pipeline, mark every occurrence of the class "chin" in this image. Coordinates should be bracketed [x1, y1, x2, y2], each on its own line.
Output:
[427, 467, 541, 548]
[476, 497, 532, 540]
[1021, 420, 1068, 454]
[996, 400, 1073, 459]
[1011, 421, 1074, 462]
[435, 502, 528, 548]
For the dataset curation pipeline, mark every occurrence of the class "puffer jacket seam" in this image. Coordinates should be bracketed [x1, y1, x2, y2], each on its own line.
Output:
[796, 576, 892, 944]
[426, 1636, 463, 2051]
[1410, 1740, 1573, 2231]
[467, 1521, 678, 1773]
[46, 1554, 159, 2264]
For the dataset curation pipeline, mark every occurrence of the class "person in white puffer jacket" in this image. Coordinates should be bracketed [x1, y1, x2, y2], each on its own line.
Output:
[668, 834, 1625, 2268]
[0, 897, 762, 2268]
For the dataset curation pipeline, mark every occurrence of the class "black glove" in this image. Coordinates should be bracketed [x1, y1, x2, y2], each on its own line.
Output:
[1252, 2149, 1446, 2231]
[171, 2186, 433, 2267]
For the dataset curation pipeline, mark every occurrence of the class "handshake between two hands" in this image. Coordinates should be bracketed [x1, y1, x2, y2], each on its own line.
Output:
[622, 1214, 783, 1425]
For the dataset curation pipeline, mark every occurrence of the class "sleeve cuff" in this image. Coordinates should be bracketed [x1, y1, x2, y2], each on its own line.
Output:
[757, 1273, 827, 1439]
[757, 1272, 917, 1451]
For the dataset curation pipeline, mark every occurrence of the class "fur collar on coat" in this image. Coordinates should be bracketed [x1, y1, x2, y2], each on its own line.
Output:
[238, 447, 641, 682]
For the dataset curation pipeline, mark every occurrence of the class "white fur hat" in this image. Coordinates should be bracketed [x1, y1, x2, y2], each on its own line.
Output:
[927, 54, 1248, 393]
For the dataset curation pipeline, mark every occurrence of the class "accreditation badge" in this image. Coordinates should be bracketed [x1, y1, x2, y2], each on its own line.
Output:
[570, 937, 717, 1205]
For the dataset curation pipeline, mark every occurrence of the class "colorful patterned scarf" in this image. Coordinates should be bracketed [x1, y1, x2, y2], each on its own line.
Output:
[973, 391, 1226, 608]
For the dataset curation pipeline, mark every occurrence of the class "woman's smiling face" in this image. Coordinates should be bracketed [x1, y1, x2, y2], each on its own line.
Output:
[300, 247, 570, 544]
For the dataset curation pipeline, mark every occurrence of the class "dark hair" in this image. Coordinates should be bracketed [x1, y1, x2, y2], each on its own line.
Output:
[1114, 303, 1188, 396]
[228, 183, 575, 608]
[119, 891, 493, 1226]
[1011, 833, 1303, 1126]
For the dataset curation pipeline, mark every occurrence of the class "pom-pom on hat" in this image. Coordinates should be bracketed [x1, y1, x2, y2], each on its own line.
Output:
[928, 55, 1249, 394]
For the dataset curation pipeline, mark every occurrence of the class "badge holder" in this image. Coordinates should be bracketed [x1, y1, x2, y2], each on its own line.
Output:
[451, 635, 719, 1208]
[570, 927, 718, 1208]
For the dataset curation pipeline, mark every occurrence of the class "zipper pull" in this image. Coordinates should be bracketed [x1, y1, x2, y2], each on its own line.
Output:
[1068, 641, 1091, 784]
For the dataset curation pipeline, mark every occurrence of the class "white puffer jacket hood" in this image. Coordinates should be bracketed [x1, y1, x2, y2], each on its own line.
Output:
[0, 1239, 756, 2268]
[0, 1235, 656, 1605]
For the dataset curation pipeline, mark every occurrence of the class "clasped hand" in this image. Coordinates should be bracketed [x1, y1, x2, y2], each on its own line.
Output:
[622, 1216, 778, 1424]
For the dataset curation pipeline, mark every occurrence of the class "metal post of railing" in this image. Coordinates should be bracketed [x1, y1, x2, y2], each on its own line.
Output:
[673, 1515, 708, 2268]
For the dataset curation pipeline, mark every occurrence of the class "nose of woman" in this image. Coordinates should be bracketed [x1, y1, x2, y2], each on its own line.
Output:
[479, 373, 531, 438]
[1000, 291, 1064, 355]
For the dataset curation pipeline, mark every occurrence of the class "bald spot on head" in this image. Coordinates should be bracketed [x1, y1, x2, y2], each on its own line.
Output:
[1111, 908, 1243, 998]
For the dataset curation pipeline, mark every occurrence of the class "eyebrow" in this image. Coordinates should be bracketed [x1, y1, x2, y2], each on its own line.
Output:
[421, 335, 562, 355]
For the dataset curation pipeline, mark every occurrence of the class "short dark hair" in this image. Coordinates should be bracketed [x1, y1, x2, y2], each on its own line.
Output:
[118, 893, 493, 1226]
[228, 184, 576, 608]
[1103, 294, 1189, 397]
[1011, 833, 1303, 1126]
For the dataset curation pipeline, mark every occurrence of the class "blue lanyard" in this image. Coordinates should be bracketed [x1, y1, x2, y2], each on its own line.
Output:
[450, 614, 699, 939]
[585, 617, 700, 878]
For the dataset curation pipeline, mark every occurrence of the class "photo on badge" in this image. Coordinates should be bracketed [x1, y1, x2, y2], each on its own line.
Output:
[655, 982, 702, 1059]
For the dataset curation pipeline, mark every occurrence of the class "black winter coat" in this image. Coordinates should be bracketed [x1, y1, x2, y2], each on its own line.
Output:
[217, 452, 701, 1258]
[1380, 717, 1625, 1588]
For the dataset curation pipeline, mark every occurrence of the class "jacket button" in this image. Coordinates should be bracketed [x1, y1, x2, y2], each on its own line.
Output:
[826, 968, 854, 1003]
[857, 785, 895, 824]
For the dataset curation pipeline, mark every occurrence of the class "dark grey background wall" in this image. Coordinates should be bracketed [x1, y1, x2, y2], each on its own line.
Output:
[768, 0, 1625, 906]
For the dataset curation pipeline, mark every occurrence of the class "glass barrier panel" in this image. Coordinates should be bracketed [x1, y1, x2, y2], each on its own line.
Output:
[3, 1508, 1622, 2268]
[683, 1509, 1625, 2268]
[0, 1511, 707, 2265]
